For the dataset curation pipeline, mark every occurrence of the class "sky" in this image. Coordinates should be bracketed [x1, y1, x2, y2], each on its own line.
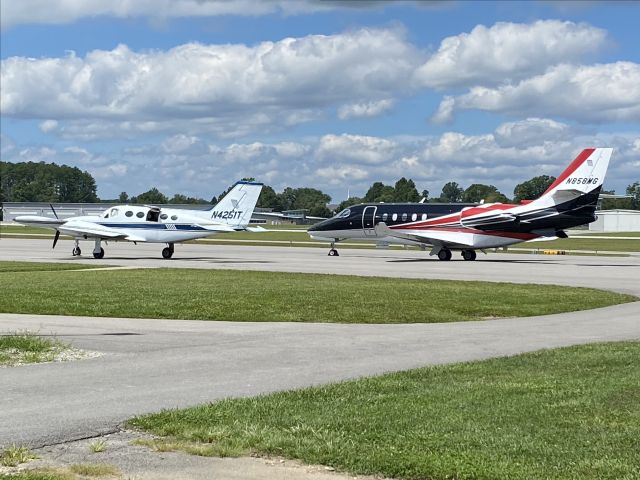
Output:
[1, 0, 639, 202]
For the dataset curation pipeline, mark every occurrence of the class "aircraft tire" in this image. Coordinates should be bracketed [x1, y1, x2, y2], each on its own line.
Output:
[437, 249, 452, 261]
[462, 249, 477, 261]
[93, 248, 104, 259]
[72, 247, 81, 256]
[162, 247, 173, 259]
[328, 249, 339, 256]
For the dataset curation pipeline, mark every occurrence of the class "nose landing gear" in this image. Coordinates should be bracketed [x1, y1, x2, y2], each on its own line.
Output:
[328, 240, 339, 256]
[72, 239, 82, 256]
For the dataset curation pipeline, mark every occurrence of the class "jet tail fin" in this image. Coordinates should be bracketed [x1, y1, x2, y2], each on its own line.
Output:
[540, 148, 613, 199]
[209, 180, 263, 227]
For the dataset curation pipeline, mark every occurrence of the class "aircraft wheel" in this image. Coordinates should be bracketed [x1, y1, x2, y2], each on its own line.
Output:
[72, 247, 81, 256]
[437, 249, 452, 261]
[328, 249, 339, 256]
[93, 247, 104, 259]
[162, 247, 173, 259]
[462, 249, 477, 261]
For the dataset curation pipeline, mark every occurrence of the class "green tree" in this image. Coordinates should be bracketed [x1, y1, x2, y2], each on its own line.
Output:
[363, 182, 395, 203]
[257, 186, 281, 210]
[626, 181, 640, 209]
[600, 189, 635, 210]
[0, 161, 98, 203]
[438, 182, 464, 202]
[119, 192, 129, 203]
[462, 184, 509, 203]
[513, 175, 556, 202]
[134, 187, 168, 204]
[393, 177, 420, 202]
[336, 196, 363, 212]
[420, 189, 429, 201]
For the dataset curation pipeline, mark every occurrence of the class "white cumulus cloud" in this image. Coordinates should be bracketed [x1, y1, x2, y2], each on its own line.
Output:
[337, 99, 395, 120]
[415, 20, 607, 89]
[431, 62, 640, 124]
[1, 28, 419, 138]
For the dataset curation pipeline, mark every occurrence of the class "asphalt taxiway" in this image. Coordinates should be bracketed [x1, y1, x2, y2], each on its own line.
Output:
[1, 238, 639, 448]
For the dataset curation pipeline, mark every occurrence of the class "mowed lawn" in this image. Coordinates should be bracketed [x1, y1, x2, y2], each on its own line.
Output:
[0, 262, 635, 323]
[131, 342, 640, 480]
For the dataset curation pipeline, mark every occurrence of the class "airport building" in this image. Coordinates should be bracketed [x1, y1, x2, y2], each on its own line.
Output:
[589, 209, 640, 232]
[1, 202, 322, 225]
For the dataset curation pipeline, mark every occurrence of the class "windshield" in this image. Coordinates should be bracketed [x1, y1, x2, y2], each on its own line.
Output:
[335, 208, 351, 219]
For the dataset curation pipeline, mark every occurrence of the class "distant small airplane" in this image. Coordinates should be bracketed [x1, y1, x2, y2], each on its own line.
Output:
[308, 148, 613, 260]
[15, 180, 263, 259]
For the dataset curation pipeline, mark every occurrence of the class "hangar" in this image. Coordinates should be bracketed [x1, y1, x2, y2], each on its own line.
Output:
[589, 209, 640, 232]
[1, 202, 323, 225]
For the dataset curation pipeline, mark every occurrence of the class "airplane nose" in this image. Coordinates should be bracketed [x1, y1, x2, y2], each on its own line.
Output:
[307, 218, 332, 232]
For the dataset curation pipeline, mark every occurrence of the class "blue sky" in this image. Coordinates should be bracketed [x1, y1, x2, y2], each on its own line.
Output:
[1, 0, 638, 201]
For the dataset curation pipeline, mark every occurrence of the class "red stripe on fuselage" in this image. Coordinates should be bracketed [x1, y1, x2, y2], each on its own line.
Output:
[392, 202, 517, 230]
[398, 226, 540, 241]
[542, 148, 595, 195]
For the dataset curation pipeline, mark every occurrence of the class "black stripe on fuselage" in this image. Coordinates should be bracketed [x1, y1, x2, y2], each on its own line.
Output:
[308, 186, 602, 234]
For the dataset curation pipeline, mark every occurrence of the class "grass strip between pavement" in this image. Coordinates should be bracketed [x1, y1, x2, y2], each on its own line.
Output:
[0, 332, 70, 366]
[0, 262, 635, 323]
[130, 342, 640, 480]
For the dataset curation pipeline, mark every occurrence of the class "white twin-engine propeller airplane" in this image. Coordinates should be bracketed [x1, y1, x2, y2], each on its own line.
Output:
[308, 148, 613, 260]
[15, 180, 263, 259]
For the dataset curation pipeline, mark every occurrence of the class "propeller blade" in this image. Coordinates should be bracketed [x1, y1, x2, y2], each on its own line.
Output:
[49, 203, 59, 219]
[53, 230, 60, 249]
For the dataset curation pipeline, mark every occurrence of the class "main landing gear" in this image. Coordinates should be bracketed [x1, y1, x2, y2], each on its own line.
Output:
[162, 243, 175, 259]
[437, 249, 452, 261]
[461, 249, 477, 261]
[328, 240, 339, 256]
[93, 239, 104, 259]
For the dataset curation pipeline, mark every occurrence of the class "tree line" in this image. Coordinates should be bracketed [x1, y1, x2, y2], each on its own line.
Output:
[2, 161, 639, 217]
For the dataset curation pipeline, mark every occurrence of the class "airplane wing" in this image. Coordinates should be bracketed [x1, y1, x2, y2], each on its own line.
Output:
[375, 222, 475, 248]
[58, 220, 146, 242]
[194, 223, 237, 233]
[14, 215, 66, 229]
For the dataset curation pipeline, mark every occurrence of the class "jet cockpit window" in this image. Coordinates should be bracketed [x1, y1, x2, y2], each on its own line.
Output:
[336, 209, 351, 219]
[110, 208, 119, 217]
[125, 211, 133, 217]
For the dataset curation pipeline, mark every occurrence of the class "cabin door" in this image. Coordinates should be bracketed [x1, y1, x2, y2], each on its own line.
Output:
[362, 206, 377, 237]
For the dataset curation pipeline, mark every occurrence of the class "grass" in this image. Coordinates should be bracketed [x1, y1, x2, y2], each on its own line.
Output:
[0, 263, 635, 323]
[523, 237, 640, 252]
[88, 441, 107, 453]
[0, 464, 118, 480]
[0, 446, 38, 467]
[68, 464, 118, 477]
[0, 472, 73, 480]
[131, 342, 640, 480]
[0, 262, 105, 273]
[0, 332, 70, 366]
[573, 231, 640, 237]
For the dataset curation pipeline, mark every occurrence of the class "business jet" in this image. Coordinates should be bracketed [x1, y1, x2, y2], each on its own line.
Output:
[15, 180, 263, 259]
[308, 148, 612, 260]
